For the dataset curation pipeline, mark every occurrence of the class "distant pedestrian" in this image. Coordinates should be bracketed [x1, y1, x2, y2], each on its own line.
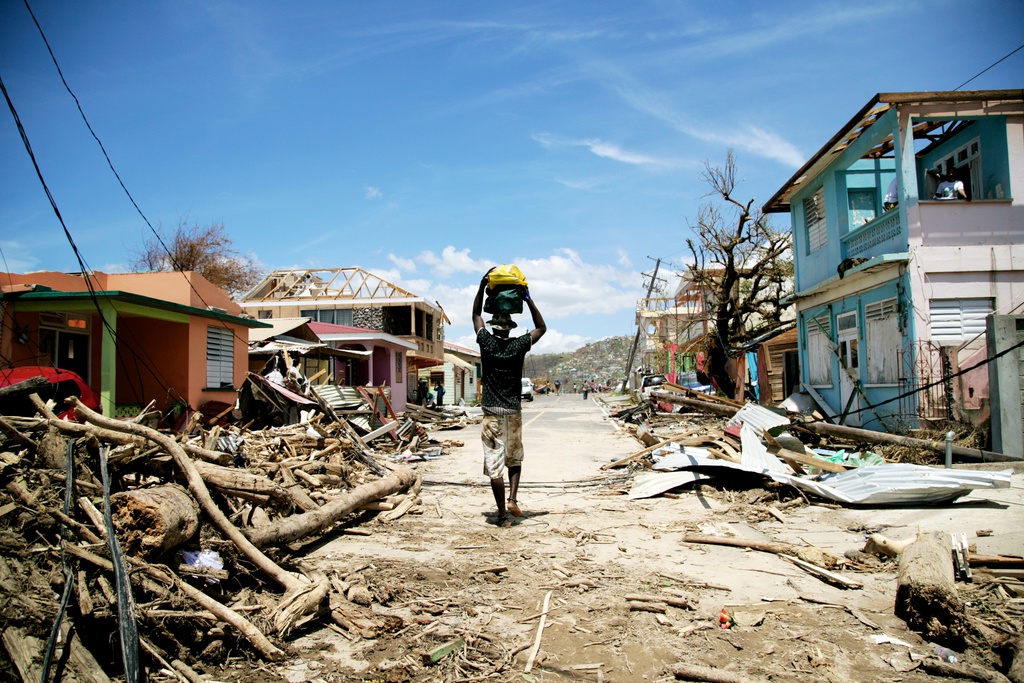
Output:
[417, 378, 428, 405]
[572, 382, 578, 393]
[434, 381, 445, 407]
[582, 382, 589, 400]
[554, 379, 561, 395]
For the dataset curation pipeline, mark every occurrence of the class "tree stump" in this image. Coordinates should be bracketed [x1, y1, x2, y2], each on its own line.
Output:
[894, 531, 970, 649]
[110, 484, 200, 558]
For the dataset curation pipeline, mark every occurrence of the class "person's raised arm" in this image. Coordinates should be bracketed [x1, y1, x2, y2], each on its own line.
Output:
[472, 272, 489, 333]
[524, 287, 546, 344]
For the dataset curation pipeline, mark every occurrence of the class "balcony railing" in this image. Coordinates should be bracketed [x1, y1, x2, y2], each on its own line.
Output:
[842, 209, 902, 259]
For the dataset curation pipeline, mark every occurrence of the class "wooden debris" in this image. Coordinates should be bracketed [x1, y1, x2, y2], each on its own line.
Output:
[895, 531, 971, 649]
[668, 661, 761, 682]
[681, 533, 843, 570]
[524, 590, 552, 673]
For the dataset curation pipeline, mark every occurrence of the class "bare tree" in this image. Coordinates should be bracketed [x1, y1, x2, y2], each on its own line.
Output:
[685, 151, 793, 399]
[130, 220, 265, 299]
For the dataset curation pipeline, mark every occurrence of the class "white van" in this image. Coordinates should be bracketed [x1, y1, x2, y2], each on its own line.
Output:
[521, 378, 534, 401]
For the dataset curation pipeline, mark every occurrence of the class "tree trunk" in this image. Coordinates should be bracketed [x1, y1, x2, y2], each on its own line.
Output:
[110, 484, 200, 559]
[246, 467, 418, 548]
[895, 531, 970, 649]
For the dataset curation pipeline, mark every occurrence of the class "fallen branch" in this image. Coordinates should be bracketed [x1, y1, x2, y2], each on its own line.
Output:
[669, 662, 762, 683]
[245, 466, 418, 547]
[680, 533, 843, 569]
[67, 398, 327, 636]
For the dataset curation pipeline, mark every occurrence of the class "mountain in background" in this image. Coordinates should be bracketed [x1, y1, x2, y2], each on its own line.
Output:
[523, 335, 632, 387]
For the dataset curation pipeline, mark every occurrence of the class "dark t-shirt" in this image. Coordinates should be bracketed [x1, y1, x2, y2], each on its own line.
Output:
[477, 328, 532, 414]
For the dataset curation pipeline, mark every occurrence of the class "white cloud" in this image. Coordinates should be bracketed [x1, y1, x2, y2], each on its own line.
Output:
[375, 246, 643, 354]
[387, 253, 416, 272]
[0, 241, 40, 273]
[417, 246, 492, 278]
[612, 82, 805, 168]
[365, 186, 383, 200]
[555, 177, 602, 190]
[532, 132, 680, 170]
[531, 328, 592, 353]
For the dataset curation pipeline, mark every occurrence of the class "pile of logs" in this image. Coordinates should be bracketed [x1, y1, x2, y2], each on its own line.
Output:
[0, 388, 450, 681]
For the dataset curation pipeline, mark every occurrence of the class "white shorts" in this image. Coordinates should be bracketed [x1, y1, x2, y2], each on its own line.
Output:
[481, 413, 524, 479]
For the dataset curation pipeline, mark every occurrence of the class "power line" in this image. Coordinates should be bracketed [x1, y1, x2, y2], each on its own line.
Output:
[21, 0, 250, 346]
[954, 42, 1024, 91]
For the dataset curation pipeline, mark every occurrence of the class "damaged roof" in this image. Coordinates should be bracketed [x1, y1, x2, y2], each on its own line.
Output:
[763, 89, 1024, 214]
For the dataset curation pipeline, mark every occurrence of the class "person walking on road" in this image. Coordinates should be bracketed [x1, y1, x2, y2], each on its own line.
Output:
[472, 269, 546, 527]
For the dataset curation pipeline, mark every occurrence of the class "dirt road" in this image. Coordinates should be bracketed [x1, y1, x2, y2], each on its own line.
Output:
[277, 393, 1024, 683]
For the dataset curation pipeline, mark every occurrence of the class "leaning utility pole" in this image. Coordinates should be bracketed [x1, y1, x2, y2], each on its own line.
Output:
[622, 258, 661, 390]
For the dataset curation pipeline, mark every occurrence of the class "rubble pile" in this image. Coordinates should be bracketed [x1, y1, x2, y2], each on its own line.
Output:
[0, 380, 472, 682]
[596, 383, 1024, 682]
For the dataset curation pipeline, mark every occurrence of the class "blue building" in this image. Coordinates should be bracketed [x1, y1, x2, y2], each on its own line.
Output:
[764, 90, 1024, 433]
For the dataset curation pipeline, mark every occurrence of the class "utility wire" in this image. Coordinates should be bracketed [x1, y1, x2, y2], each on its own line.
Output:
[22, 0, 251, 347]
[955, 43, 1024, 91]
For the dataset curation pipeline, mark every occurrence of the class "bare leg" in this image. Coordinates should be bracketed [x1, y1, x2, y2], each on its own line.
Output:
[490, 477, 507, 517]
[508, 466, 521, 503]
[507, 466, 522, 516]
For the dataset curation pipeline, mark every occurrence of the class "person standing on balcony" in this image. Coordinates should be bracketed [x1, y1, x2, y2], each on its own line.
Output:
[883, 177, 899, 211]
[472, 268, 546, 527]
[933, 167, 968, 201]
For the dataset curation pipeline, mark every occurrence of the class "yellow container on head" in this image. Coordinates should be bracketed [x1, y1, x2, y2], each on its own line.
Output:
[487, 264, 528, 288]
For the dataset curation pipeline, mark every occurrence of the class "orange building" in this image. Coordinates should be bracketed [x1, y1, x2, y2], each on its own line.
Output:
[1, 271, 268, 417]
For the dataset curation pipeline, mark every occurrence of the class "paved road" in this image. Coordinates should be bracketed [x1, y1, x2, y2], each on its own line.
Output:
[421, 391, 638, 522]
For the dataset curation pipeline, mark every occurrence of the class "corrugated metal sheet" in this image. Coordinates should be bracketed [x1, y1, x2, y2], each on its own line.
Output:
[769, 464, 1012, 505]
[644, 433, 1012, 506]
[628, 470, 712, 499]
[726, 403, 790, 437]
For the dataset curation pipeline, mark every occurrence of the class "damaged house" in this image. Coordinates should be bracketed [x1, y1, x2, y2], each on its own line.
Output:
[0, 270, 267, 417]
[237, 268, 448, 412]
[763, 90, 1024, 448]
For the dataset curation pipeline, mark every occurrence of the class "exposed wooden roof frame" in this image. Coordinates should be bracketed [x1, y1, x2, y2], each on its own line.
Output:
[763, 89, 1024, 213]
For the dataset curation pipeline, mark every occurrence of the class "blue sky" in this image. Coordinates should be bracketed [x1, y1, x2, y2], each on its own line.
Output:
[2, 1, 1022, 352]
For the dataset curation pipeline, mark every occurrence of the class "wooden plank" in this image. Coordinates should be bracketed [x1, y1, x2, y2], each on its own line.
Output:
[800, 383, 838, 422]
[601, 428, 700, 470]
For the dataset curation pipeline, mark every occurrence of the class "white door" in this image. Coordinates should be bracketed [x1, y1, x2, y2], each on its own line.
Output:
[836, 312, 861, 427]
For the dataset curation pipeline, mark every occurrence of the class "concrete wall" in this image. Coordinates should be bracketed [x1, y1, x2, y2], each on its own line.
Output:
[987, 314, 1024, 456]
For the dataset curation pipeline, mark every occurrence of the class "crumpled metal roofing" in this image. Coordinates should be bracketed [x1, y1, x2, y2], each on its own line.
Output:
[647, 421, 1012, 505]
[768, 464, 1012, 505]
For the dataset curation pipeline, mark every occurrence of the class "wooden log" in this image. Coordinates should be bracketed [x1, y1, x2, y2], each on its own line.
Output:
[601, 429, 700, 470]
[649, 391, 741, 417]
[797, 419, 1019, 463]
[895, 531, 970, 649]
[67, 399, 326, 637]
[245, 466, 418, 548]
[194, 460, 294, 507]
[668, 662, 760, 683]
[681, 533, 843, 569]
[110, 484, 200, 558]
[0, 415, 37, 448]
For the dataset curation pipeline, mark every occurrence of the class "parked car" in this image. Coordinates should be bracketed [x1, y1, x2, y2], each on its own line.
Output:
[0, 366, 102, 420]
[521, 378, 534, 401]
[638, 374, 667, 398]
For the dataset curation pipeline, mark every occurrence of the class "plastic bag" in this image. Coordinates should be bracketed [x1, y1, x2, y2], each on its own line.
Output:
[487, 264, 528, 288]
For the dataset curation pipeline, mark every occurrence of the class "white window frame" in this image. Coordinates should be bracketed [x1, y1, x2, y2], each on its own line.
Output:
[865, 297, 901, 385]
[806, 314, 833, 388]
[804, 186, 827, 253]
[206, 326, 235, 389]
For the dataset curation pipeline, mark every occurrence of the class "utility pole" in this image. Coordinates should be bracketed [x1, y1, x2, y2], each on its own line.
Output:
[622, 258, 662, 390]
